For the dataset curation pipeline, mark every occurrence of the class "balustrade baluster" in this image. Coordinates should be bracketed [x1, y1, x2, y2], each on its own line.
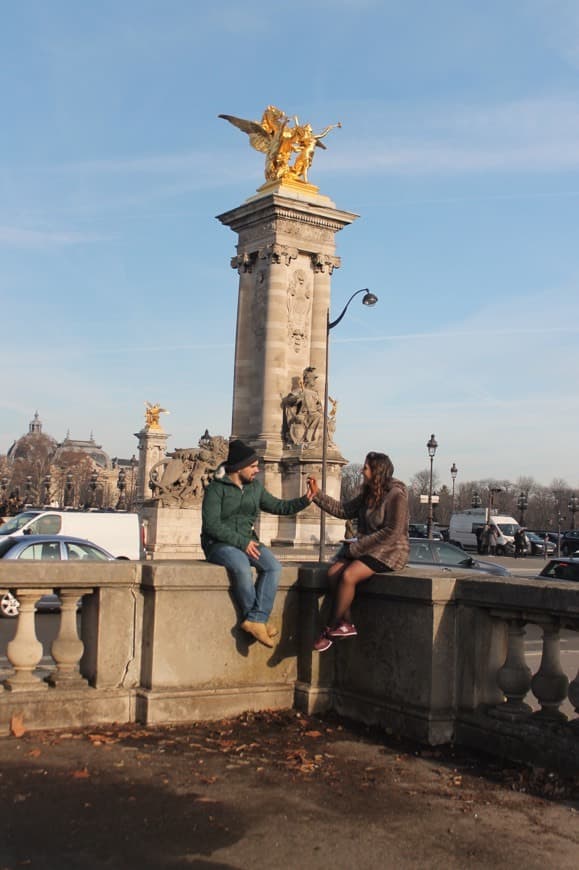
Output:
[490, 619, 532, 720]
[48, 589, 90, 688]
[531, 623, 568, 722]
[5, 590, 48, 692]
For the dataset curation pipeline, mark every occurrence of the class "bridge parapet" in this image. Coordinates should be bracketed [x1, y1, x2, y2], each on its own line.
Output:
[0, 561, 577, 774]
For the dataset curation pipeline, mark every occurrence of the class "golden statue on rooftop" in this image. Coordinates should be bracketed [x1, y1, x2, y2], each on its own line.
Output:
[144, 402, 169, 431]
[219, 106, 341, 184]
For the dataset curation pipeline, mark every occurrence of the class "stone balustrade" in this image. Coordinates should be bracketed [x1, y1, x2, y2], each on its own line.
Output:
[0, 560, 577, 774]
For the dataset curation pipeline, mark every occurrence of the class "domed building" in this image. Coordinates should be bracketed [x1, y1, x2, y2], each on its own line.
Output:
[6, 411, 57, 463]
[2, 412, 131, 512]
[53, 432, 112, 470]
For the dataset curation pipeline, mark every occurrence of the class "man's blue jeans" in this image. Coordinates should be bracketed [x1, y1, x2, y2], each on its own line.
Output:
[207, 544, 282, 623]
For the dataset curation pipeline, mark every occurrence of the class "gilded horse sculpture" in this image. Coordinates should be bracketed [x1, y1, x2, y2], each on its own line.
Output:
[219, 106, 341, 184]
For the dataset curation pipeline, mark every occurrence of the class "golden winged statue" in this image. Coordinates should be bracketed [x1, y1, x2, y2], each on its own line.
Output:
[144, 402, 169, 431]
[219, 106, 341, 184]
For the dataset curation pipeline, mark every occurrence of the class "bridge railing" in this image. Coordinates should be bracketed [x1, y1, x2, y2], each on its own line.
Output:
[1, 561, 577, 774]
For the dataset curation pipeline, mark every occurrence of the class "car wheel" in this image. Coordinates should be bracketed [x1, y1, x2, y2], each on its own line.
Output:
[0, 591, 20, 618]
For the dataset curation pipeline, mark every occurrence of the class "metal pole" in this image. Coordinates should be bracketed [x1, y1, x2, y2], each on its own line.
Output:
[427, 454, 434, 539]
[319, 309, 330, 562]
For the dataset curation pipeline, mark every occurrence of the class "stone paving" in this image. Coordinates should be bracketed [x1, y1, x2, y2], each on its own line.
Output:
[1, 710, 578, 869]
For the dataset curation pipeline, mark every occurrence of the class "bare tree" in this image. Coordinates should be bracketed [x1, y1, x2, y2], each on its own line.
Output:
[410, 468, 440, 495]
[341, 463, 362, 501]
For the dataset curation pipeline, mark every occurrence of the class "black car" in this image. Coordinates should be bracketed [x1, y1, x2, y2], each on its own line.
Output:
[560, 530, 579, 556]
[408, 523, 443, 541]
[524, 531, 556, 556]
[538, 558, 579, 582]
[527, 530, 561, 548]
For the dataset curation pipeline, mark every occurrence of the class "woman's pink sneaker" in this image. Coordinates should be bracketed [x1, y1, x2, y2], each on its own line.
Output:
[327, 621, 357, 639]
[313, 629, 333, 652]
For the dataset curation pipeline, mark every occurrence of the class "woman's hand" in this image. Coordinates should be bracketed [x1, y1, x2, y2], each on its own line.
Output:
[306, 476, 319, 501]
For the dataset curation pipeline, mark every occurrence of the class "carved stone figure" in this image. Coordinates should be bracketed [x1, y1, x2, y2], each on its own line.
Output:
[219, 107, 341, 184]
[147, 433, 228, 508]
[281, 367, 325, 448]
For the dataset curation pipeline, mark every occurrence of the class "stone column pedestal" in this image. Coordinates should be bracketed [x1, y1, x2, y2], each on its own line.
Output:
[217, 182, 357, 547]
[140, 504, 203, 560]
[134, 427, 169, 507]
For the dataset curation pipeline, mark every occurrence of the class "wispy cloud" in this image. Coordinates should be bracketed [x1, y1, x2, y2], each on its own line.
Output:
[0, 225, 109, 248]
[335, 325, 579, 344]
[319, 97, 579, 175]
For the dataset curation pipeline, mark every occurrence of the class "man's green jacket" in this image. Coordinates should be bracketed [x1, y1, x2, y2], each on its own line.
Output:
[201, 475, 310, 556]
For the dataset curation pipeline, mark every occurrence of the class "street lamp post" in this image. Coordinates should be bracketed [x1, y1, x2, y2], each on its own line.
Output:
[568, 494, 579, 530]
[517, 492, 528, 526]
[426, 434, 438, 539]
[64, 473, 74, 508]
[116, 468, 127, 510]
[319, 288, 378, 562]
[43, 474, 52, 507]
[487, 486, 503, 523]
[450, 462, 458, 513]
[25, 475, 34, 507]
[87, 471, 99, 509]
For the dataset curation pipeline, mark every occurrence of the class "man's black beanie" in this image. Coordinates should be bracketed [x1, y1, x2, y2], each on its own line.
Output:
[224, 439, 258, 473]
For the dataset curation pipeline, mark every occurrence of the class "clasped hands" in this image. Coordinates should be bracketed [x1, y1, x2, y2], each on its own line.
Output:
[306, 476, 319, 501]
[244, 477, 319, 559]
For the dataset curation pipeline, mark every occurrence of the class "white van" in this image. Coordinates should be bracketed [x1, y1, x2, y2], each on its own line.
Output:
[0, 510, 142, 560]
[449, 509, 520, 554]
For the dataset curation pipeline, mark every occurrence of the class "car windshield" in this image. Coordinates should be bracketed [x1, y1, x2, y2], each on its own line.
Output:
[497, 523, 519, 536]
[432, 542, 470, 566]
[0, 512, 39, 535]
[0, 538, 20, 557]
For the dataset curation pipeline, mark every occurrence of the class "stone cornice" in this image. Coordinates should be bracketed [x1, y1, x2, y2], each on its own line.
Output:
[216, 193, 358, 237]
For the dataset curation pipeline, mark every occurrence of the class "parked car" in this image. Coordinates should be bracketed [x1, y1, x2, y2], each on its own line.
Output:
[524, 531, 556, 556]
[538, 558, 579, 582]
[0, 534, 115, 618]
[408, 538, 510, 576]
[408, 523, 443, 541]
[527, 530, 561, 548]
[560, 530, 579, 556]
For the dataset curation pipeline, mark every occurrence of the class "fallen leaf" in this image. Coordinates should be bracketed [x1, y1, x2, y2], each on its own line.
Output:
[25, 749, 41, 759]
[305, 730, 323, 738]
[10, 714, 25, 738]
[72, 768, 90, 779]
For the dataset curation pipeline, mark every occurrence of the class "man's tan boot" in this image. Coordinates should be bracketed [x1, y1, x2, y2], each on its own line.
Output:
[240, 620, 274, 648]
[266, 623, 278, 638]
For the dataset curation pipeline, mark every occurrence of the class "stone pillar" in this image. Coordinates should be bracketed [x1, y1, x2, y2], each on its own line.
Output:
[217, 184, 357, 546]
[134, 426, 169, 507]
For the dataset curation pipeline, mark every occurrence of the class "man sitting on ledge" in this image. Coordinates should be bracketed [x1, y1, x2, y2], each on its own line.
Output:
[201, 439, 314, 647]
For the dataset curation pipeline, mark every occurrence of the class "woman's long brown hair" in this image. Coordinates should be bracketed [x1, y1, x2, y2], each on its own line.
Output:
[362, 452, 394, 508]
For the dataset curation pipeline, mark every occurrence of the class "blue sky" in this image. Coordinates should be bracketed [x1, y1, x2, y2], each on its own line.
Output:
[1, 0, 578, 488]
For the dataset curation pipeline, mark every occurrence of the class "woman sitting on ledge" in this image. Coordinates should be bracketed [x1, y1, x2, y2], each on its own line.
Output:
[308, 451, 409, 652]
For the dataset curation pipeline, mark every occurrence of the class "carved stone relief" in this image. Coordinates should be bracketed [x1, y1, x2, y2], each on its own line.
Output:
[311, 253, 341, 274]
[258, 243, 298, 266]
[231, 251, 257, 273]
[287, 269, 312, 353]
